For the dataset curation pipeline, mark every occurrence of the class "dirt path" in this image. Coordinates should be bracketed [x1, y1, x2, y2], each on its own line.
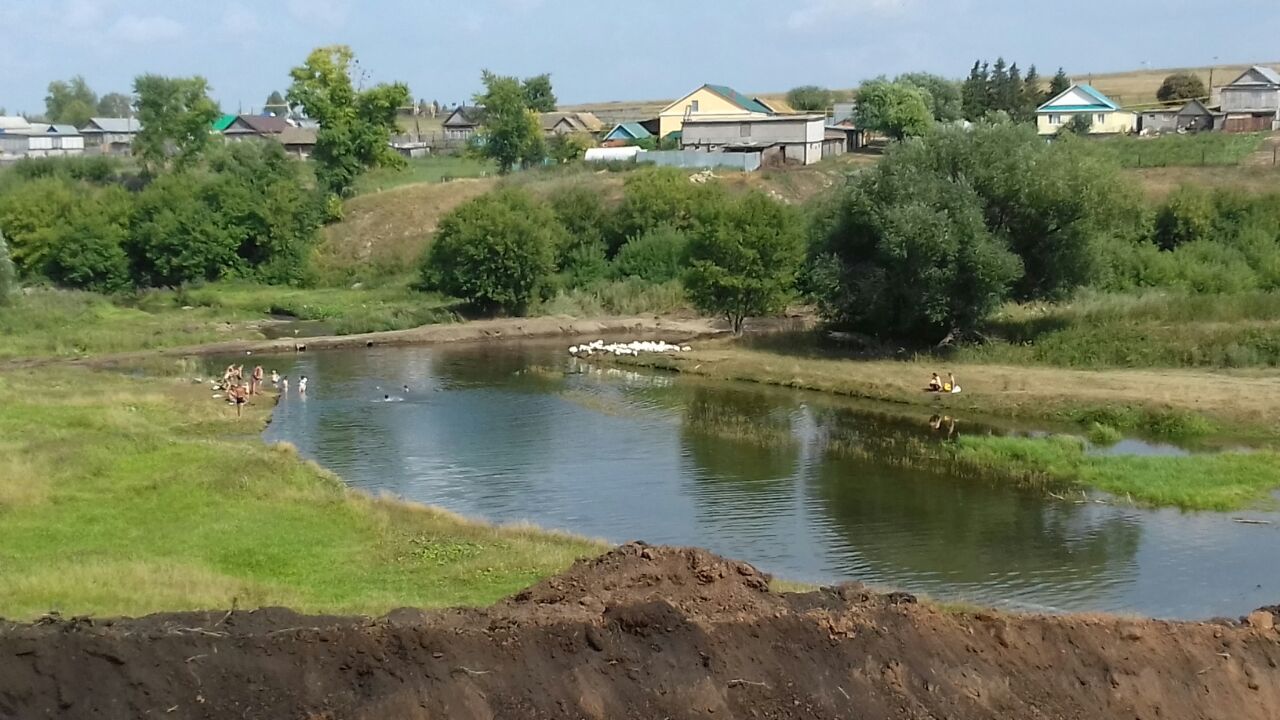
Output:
[2, 544, 1277, 720]
[1, 315, 730, 370]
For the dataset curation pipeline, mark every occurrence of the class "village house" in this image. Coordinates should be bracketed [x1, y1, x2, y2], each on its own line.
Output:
[278, 126, 319, 159]
[1036, 84, 1136, 135]
[539, 112, 604, 137]
[658, 84, 773, 139]
[1137, 99, 1219, 134]
[442, 106, 484, 142]
[80, 117, 142, 155]
[0, 116, 35, 159]
[603, 122, 653, 145]
[1219, 65, 1280, 133]
[26, 124, 85, 157]
[680, 114, 829, 166]
[222, 114, 290, 141]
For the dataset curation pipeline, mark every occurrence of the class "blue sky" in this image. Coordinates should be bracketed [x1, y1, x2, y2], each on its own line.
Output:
[1, 0, 1277, 115]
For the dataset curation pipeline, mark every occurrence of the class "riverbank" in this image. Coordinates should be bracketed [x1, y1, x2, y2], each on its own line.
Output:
[3, 543, 1277, 720]
[611, 344, 1280, 510]
[0, 367, 601, 620]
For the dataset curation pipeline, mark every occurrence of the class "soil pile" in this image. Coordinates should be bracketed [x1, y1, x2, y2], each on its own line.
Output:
[2, 543, 1278, 720]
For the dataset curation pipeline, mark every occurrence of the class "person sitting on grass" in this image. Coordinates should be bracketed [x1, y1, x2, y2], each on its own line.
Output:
[927, 373, 943, 392]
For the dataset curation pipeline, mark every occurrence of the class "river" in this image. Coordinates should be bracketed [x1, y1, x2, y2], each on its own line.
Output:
[247, 341, 1279, 619]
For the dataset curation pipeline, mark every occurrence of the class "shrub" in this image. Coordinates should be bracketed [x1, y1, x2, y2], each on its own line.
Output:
[422, 189, 561, 315]
[0, 230, 16, 304]
[548, 185, 611, 288]
[614, 224, 689, 283]
[42, 187, 132, 293]
[685, 191, 806, 335]
[127, 174, 243, 286]
[1153, 187, 1215, 250]
[610, 167, 724, 254]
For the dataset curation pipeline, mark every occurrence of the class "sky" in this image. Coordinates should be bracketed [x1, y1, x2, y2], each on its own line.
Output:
[2, 0, 1278, 115]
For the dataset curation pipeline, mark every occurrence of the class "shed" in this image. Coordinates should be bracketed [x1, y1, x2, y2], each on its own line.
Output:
[681, 114, 826, 165]
[1219, 66, 1280, 132]
[1138, 108, 1179, 134]
[1176, 99, 1218, 132]
[279, 126, 318, 159]
[80, 117, 143, 155]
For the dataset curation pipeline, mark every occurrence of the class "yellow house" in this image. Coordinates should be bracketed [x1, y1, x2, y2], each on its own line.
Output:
[1036, 84, 1136, 135]
[658, 84, 773, 138]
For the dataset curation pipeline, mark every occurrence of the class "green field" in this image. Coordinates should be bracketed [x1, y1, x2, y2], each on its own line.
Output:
[0, 368, 599, 620]
[1092, 132, 1267, 168]
[355, 156, 495, 194]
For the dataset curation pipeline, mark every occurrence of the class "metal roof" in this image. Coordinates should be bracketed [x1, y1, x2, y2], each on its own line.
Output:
[0, 116, 33, 132]
[225, 115, 290, 135]
[212, 114, 237, 132]
[84, 117, 142, 133]
[682, 114, 825, 124]
[704, 85, 773, 114]
[1037, 84, 1122, 112]
[606, 122, 652, 140]
[1228, 65, 1280, 86]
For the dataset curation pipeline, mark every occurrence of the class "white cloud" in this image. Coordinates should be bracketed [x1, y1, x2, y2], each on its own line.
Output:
[63, 0, 111, 29]
[110, 14, 186, 43]
[221, 3, 262, 37]
[287, 0, 350, 27]
[787, 0, 914, 30]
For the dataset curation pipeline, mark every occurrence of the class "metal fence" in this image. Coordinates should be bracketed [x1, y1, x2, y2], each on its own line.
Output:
[640, 150, 761, 172]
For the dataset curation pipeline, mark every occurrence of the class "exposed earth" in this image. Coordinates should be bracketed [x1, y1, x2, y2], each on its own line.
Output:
[2, 544, 1277, 720]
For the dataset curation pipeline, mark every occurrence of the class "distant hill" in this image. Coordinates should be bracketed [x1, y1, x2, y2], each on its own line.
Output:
[560, 62, 1280, 121]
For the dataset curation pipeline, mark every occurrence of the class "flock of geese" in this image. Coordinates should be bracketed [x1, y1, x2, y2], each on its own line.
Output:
[568, 340, 694, 357]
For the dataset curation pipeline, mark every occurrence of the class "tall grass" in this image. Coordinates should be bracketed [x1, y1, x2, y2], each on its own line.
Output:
[1092, 133, 1266, 168]
[533, 278, 688, 317]
[0, 368, 600, 619]
[354, 156, 495, 194]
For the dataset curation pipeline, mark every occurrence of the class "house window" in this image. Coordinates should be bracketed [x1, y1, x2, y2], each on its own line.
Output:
[690, 100, 699, 113]
[1049, 114, 1061, 124]
[740, 123, 750, 137]
[1096, 113, 1106, 124]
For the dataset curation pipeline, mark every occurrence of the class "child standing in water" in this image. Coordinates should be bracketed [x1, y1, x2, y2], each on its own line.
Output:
[281, 376, 289, 396]
[299, 376, 309, 395]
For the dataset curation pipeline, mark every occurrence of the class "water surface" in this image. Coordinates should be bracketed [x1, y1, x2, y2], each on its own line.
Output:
[254, 343, 1279, 619]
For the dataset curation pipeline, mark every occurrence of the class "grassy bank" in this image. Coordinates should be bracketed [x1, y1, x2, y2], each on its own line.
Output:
[1093, 132, 1266, 168]
[0, 283, 458, 362]
[354, 156, 495, 195]
[0, 367, 599, 620]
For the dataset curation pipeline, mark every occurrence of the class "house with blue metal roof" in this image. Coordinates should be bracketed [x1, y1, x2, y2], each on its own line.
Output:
[603, 122, 653, 143]
[1035, 84, 1136, 135]
[658, 84, 774, 138]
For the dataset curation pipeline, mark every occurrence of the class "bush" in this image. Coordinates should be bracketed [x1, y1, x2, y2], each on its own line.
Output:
[610, 167, 724, 254]
[548, 185, 610, 288]
[42, 187, 132, 293]
[614, 224, 689, 283]
[685, 191, 806, 334]
[0, 230, 16, 304]
[127, 174, 243, 286]
[1153, 187, 1215, 250]
[422, 188, 561, 315]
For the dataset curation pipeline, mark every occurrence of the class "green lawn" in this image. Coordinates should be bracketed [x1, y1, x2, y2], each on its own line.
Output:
[0, 368, 599, 619]
[354, 156, 495, 194]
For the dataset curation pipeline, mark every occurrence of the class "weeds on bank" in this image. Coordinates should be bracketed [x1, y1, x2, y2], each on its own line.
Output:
[0, 368, 600, 620]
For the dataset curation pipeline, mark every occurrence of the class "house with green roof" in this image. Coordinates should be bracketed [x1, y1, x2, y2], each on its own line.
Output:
[1036, 84, 1135, 135]
[658, 84, 773, 138]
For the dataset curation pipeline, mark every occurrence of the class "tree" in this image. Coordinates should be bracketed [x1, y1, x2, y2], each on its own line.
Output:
[1058, 114, 1093, 136]
[422, 189, 561, 314]
[685, 192, 805, 335]
[896, 73, 962, 123]
[989, 58, 1010, 113]
[961, 61, 990, 120]
[45, 76, 98, 127]
[610, 167, 724, 254]
[786, 85, 834, 112]
[472, 70, 544, 173]
[810, 161, 1022, 343]
[615, 224, 689, 283]
[264, 90, 288, 115]
[548, 186, 609, 287]
[1153, 187, 1215, 250]
[96, 92, 133, 118]
[1157, 72, 1207, 103]
[1020, 65, 1043, 120]
[1048, 68, 1071, 98]
[522, 73, 557, 112]
[127, 174, 243, 286]
[547, 133, 589, 164]
[288, 46, 410, 198]
[133, 74, 220, 172]
[0, 229, 16, 304]
[854, 79, 934, 140]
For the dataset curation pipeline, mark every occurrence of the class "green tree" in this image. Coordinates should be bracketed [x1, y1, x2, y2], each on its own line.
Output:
[1048, 68, 1071, 98]
[786, 85, 833, 112]
[896, 73, 963, 123]
[264, 90, 288, 114]
[610, 167, 724, 254]
[132, 74, 220, 172]
[685, 192, 805, 335]
[96, 92, 133, 118]
[548, 186, 609, 287]
[1058, 114, 1093, 136]
[127, 174, 242, 286]
[422, 189, 560, 314]
[471, 70, 544, 174]
[547, 133, 589, 164]
[41, 192, 132, 293]
[1021, 65, 1043, 120]
[288, 45, 410, 198]
[0, 177, 80, 273]
[1156, 72, 1207, 103]
[962, 61, 990, 120]
[1153, 187, 1215, 250]
[854, 79, 934, 140]
[522, 74, 557, 112]
[989, 58, 1010, 113]
[0, 229, 16, 304]
[615, 224, 689, 283]
[45, 76, 98, 127]
[810, 160, 1022, 343]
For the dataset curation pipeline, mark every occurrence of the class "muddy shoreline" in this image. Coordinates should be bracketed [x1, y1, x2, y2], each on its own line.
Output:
[2, 315, 730, 369]
[2, 544, 1277, 720]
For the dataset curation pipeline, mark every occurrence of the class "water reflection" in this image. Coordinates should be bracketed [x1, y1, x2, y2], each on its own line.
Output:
[242, 342, 1280, 619]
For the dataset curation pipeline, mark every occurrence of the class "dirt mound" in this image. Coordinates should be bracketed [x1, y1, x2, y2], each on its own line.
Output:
[2, 544, 1279, 720]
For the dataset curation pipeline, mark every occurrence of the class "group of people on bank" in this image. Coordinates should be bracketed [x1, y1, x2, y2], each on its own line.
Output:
[217, 363, 307, 417]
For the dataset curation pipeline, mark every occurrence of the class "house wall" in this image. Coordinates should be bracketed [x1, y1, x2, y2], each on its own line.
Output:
[681, 118, 825, 164]
[659, 88, 768, 137]
[1220, 88, 1280, 114]
[0, 135, 29, 157]
[1037, 111, 1136, 135]
[1139, 113, 1178, 133]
